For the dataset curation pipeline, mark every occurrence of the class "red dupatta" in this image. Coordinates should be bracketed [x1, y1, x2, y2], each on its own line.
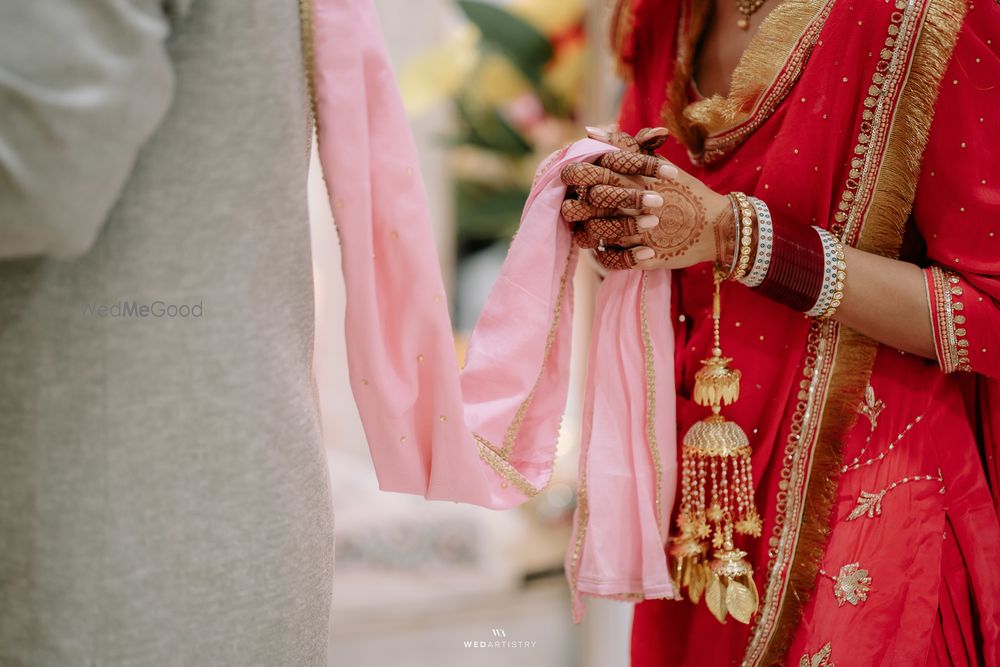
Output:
[612, 0, 1000, 663]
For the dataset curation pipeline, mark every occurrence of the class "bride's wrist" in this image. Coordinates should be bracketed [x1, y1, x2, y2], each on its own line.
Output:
[709, 193, 738, 270]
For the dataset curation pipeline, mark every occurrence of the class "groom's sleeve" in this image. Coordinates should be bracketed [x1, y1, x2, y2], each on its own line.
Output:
[0, 0, 179, 259]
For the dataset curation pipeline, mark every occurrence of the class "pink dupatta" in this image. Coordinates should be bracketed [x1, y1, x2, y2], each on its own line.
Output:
[311, 0, 678, 621]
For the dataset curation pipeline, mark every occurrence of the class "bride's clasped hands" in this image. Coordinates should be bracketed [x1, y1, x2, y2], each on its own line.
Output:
[559, 126, 737, 272]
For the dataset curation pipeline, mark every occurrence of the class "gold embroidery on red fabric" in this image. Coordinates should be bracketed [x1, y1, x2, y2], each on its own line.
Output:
[819, 563, 872, 607]
[799, 642, 835, 667]
[695, 0, 836, 164]
[830, 2, 922, 240]
[742, 0, 963, 660]
[661, 0, 835, 164]
[929, 265, 972, 373]
[858, 385, 886, 430]
[844, 384, 885, 467]
[746, 319, 838, 662]
[845, 469, 944, 520]
[841, 413, 924, 473]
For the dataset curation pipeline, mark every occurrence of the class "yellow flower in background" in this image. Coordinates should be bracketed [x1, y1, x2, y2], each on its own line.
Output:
[471, 54, 532, 107]
[399, 25, 480, 115]
[509, 0, 584, 36]
[543, 38, 585, 108]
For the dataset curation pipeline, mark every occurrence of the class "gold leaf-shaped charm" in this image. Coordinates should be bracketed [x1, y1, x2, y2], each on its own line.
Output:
[688, 562, 708, 604]
[725, 579, 756, 624]
[704, 575, 728, 623]
[693, 357, 741, 407]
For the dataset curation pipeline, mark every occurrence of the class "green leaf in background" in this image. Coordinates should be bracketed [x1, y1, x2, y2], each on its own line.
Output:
[456, 0, 553, 86]
[452, 98, 533, 156]
[454, 179, 530, 245]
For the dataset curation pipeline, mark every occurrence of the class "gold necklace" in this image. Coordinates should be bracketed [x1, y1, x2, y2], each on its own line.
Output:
[735, 0, 767, 29]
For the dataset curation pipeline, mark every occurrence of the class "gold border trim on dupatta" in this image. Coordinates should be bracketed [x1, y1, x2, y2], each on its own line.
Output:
[611, 0, 637, 81]
[472, 245, 578, 496]
[742, 0, 967, 663]
[663, 0, 835, 164]
[567, 272, 670, 609]
[304, 0, 578, 500]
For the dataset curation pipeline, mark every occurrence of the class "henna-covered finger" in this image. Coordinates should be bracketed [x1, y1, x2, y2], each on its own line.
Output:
[598, 151, 678, 180]
[595, 247, 635, 271]
[584, 126, 639, 152]
[588, 184, 663, 211]
[560, 162, 623, 188]
[561, 198, 618, 223]
[605, 130, 641, 153]
[572, 227, 600, 250]
[594, 246, 655, 271]
[581, 216, 640, 246]
[634, 127, 670, 153]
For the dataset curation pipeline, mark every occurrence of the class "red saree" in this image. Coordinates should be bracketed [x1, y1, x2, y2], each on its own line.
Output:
[611, 0, 1000, 664]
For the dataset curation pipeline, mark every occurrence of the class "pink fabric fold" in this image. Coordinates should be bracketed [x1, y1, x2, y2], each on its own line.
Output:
[311, 0, 678, 621]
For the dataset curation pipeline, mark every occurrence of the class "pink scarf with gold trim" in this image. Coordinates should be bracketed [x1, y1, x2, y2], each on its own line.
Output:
[311, 0, 678, 621]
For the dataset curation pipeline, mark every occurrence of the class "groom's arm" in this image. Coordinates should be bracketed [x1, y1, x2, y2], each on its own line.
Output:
[0, 0, 180, 259]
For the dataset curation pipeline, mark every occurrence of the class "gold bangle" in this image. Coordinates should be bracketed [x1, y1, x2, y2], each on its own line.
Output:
[821, 241, 847, 319]
[729, 192, 755, 282]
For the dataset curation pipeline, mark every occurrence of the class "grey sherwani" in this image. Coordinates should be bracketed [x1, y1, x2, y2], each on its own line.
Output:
[0, 1, 334, 665]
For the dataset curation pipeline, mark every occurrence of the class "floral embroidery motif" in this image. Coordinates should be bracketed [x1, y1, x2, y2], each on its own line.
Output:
[799, 642, 835, 667]
[845, 384, 885, 467]
[846, 489, 886, 521]
[858, 385, 886, 430]
[842, 413, 923, 473]
[846, 469, 945, 521]
[826, 563, 872, 607]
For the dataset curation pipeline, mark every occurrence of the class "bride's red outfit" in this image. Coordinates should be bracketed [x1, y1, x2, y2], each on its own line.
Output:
[614, 0, 1000, 663]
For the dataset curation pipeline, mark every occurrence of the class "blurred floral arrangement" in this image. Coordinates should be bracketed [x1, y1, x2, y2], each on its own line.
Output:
[400, 0, 586, 254]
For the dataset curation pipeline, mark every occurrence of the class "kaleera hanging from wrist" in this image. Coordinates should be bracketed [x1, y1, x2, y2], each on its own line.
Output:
[669, 269, 762, 624]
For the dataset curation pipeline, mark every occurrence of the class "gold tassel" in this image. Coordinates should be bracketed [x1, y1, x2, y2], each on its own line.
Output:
[670, 272, 761, 624]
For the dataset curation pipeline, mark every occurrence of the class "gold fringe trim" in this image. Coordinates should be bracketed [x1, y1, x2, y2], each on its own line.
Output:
[856, 0, 967, 258]
[662, 1, 711, 154]
[610, 0, 637, 81]
[663, 0, 829, 158]
[757, 0, 967, 663]
[760, 325, 876, 665]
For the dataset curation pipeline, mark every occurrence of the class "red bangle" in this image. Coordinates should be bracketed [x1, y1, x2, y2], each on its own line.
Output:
[754, 217, 825, 312]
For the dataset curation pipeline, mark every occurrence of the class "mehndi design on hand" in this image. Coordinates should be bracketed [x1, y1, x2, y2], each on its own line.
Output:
[641, 180, 706, 262]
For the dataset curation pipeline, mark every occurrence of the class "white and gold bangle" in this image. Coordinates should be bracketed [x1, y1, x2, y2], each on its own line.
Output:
[740, 196, 773, 288]
[807, 227, 847, 319]
[729, 192, 755, 282]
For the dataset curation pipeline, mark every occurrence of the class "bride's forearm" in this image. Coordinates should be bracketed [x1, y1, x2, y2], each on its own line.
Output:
[833, 246, 936, 360]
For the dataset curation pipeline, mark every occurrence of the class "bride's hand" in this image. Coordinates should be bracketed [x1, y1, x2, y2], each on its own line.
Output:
[560, 127, 735, 271]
